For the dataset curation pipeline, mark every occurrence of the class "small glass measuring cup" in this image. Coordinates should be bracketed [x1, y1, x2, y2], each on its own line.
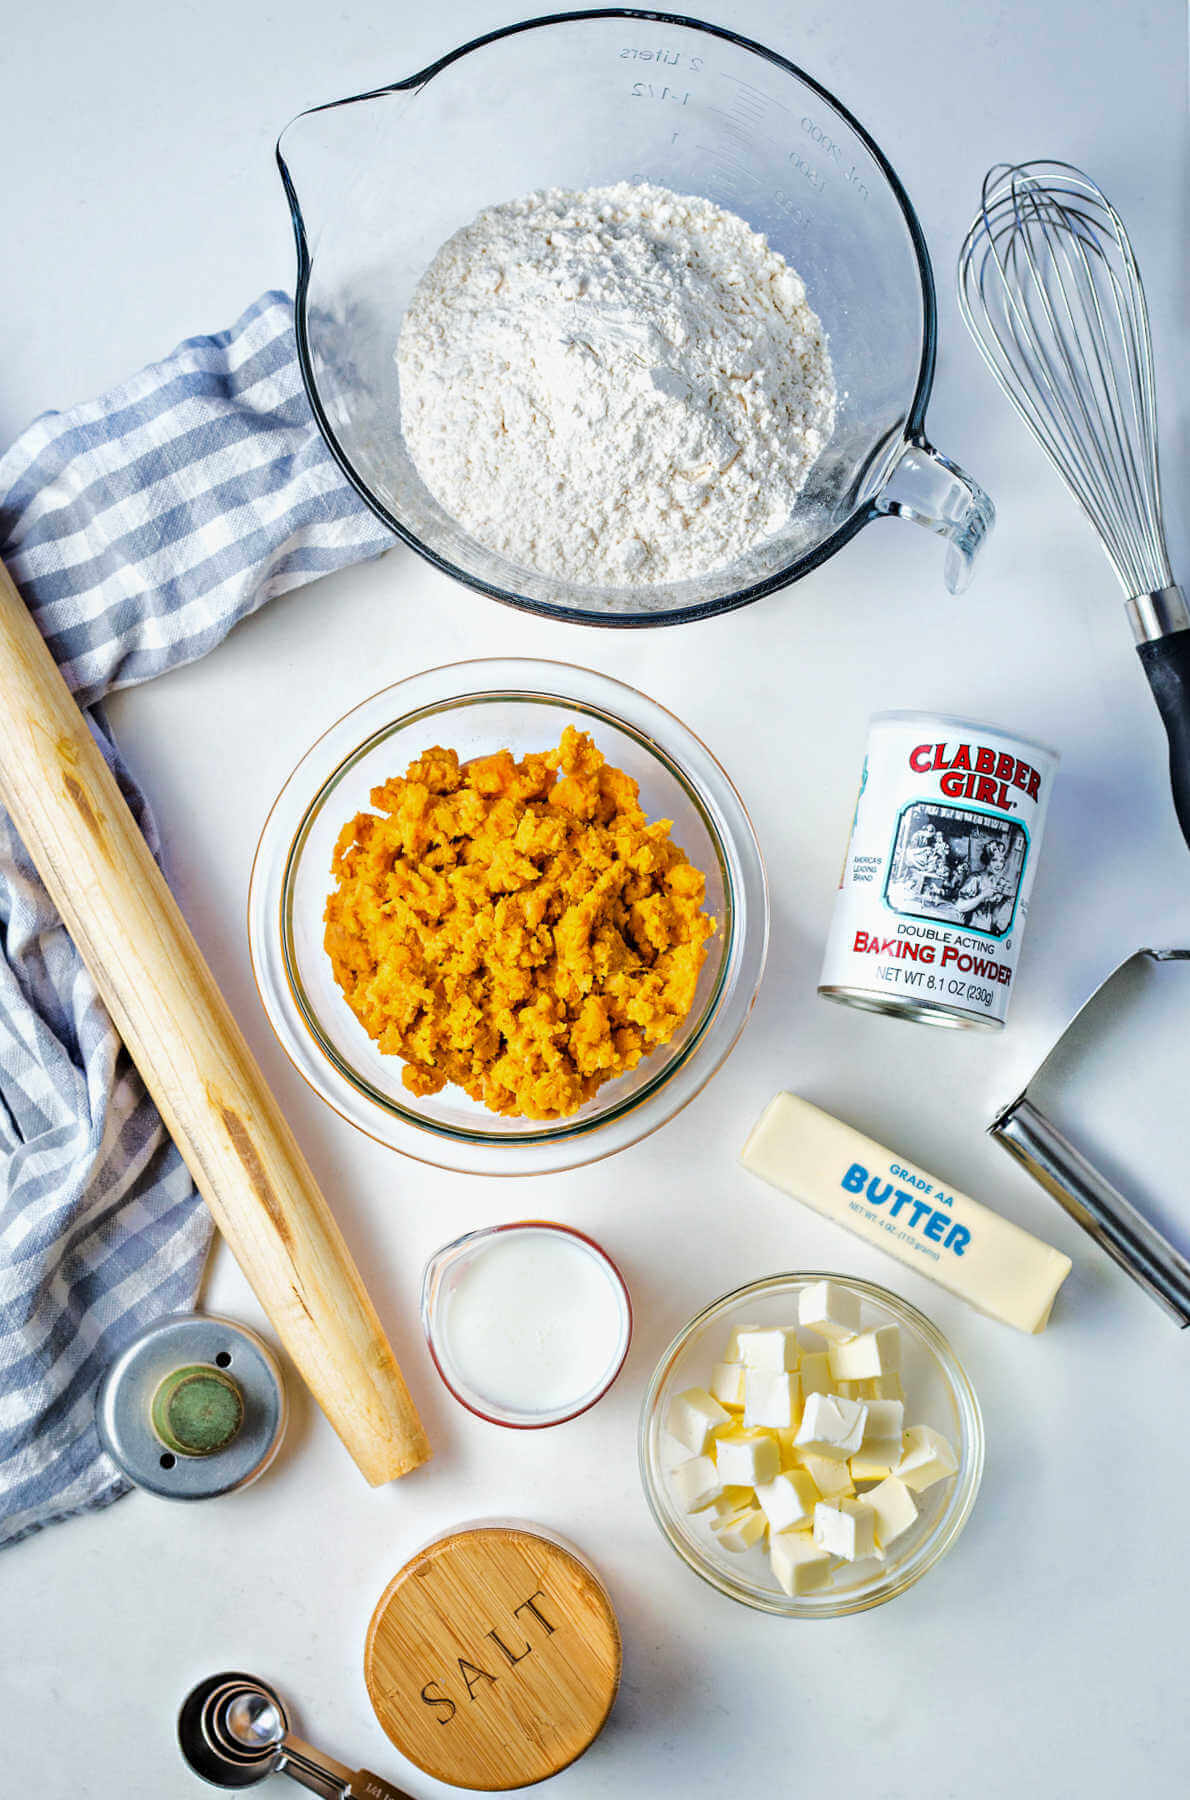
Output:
[277, 10, 993, 624]
[421, 1222, 632, 1427]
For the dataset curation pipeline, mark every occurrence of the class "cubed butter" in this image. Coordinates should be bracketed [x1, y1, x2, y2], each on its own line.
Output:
[723, 1322, 761, 1363]
[828, 1326, 901, 1383]
[775, 1427, 802, 1470]
[770, 1529, 834, 1596]
[895, 1425, 958, 1493]
[667, 1387, 731, 1454]
[710, 1361, 747, 1409]
[800, 1351, 834, 1397]
[794, 1450, 855, 1500]
[799, 1278, 862, 1343]
[850, 1448, 897, 1484]
[859, 1372, 905, 1402]
[755, 1469, 819, 1533]
[735, 1326, 799, 1372]
[813, 1497, 878, 1562]
[861, 1399, 905, 1447]
[741, 1093, 1071, 1334]
[715, 1429, 781, 1487]
[794, 1391, 868, 1460]
[866, 1475, 919, 1549]
[713, 1506, 768, 1552]
[850, 1398, 904, 1483]
[709, 1485, 754, 1519]
[669, 1456, 724, 1512]
[744, 1369, 801, 1430]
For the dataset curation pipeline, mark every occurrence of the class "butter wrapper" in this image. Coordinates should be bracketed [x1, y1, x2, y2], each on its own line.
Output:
[741, 1092, 1071, 1333]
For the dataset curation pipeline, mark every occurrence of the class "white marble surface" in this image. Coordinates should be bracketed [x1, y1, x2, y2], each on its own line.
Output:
[2, 2, 1189, 1795]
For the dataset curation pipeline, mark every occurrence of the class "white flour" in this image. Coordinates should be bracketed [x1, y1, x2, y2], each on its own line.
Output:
[396, 181, 835, 587]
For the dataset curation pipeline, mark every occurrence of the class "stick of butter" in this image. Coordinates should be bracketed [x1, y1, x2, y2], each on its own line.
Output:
[740, 1093, 1072, 1333]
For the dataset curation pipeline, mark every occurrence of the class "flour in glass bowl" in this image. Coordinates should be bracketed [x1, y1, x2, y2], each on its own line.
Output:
[396, 181, 836, 587]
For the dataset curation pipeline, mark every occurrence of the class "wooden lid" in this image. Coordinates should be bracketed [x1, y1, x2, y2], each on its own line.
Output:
[364, 1525, 621, 1791]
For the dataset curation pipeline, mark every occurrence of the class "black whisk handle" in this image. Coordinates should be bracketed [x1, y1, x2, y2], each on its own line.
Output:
[1138, 627, 1190, 851]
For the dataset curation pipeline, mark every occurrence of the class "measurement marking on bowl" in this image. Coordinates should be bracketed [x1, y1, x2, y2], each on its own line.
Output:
[798, 116, 871, 202]
[617, 43, 704, 71]
[720, 72, 791, 113]
[772, 190, 810, 227]
[707, 104, 778, 153]
[629, 82, 691, 104]
[728, 99, 766, 131]
[787, 148, 828, 196]
[694, 142, 757, 192]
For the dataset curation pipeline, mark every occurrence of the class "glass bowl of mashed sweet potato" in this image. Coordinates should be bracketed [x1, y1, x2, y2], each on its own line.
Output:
[249, 659, 768, 1175]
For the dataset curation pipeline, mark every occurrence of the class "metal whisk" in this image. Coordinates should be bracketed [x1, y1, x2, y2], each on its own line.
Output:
[958, 160, 1190, 848]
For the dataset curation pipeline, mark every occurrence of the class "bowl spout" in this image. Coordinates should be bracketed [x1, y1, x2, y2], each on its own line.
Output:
[277, 80, 418, 271]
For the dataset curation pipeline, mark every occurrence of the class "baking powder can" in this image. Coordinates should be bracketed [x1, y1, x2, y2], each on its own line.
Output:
[819, 711, 1058, 1031]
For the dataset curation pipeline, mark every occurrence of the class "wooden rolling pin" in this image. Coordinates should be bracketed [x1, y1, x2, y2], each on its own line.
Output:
[0, 558, 430, 1486]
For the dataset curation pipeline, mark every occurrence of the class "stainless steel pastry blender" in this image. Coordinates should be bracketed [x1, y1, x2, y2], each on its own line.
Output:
[991, 948, 1190, 1325]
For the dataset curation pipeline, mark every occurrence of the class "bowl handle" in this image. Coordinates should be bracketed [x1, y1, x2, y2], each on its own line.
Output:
[873, 436, 995, 594]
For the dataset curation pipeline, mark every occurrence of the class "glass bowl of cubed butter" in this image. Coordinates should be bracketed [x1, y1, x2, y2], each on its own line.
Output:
[639, 1274, 983, 1616]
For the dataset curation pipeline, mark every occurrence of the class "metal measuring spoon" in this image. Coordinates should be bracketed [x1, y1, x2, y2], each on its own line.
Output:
[178, 1672, 410, 1799]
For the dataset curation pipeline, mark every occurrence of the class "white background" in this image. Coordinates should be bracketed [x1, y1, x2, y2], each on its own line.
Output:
[2, 2, 1188, 1795]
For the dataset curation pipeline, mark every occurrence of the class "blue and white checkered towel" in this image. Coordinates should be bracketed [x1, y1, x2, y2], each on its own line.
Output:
[0, 292, 392, 1548]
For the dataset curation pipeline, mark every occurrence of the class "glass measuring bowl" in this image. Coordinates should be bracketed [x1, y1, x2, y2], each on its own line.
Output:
[277, 10, 992, 625]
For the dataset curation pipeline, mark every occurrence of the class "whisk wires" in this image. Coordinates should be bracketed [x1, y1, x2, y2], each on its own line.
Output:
[958, 160, 1171, 598]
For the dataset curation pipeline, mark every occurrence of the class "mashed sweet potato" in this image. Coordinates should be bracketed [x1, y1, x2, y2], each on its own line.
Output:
[323, 726, 716, 1120]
